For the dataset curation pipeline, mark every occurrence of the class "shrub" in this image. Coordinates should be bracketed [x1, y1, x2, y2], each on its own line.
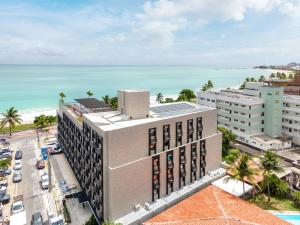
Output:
[275, 180, 290, 198]
[292, 191, 300, 208]
[84, 215, 98, 225]
[62, 200, 71, 223]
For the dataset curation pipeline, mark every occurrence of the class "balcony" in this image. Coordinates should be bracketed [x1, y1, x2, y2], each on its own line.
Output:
[180, 169, 186, 176]
[167, 161, 174, 169]
[192, 153, 197, 160]
[153, 180, 159, 189]
[180, 156, 186, 163]
[167, 175, 174, 183]
[150, 136, 157, 144]
[164, 133, 170, 141]
[177, 129, 182, 137]
[201, 160, 206, 167]
[153, 165, 160, 175]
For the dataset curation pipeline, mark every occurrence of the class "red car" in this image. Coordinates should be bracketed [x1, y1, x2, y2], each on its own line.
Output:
[36, 160, 45, 170]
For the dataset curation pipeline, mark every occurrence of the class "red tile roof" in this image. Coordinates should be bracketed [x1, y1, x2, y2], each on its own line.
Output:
[144, 185, 291, 225]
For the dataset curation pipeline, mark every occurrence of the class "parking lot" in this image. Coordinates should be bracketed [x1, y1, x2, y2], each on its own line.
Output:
[0, 131, 92, 225]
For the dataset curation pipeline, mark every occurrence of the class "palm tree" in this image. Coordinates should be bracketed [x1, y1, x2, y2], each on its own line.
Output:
[260, 150, 283, 202]
[87, 90, 93, 97]
[258, 75, 265, 82]
[226, 153, 258, 197]
[207, 80, 214, 90]
[33, 115, 49, 143]
[0, 107, 22, 136]
[59, 92, 66, 102]
[102, 95, 110, 104]
[156, 93, 164, 103]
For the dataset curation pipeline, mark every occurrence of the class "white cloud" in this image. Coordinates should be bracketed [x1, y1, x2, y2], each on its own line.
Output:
[135, 0, 282, 47]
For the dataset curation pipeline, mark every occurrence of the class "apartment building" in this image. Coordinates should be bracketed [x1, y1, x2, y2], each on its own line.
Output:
[283, 95, 300, 145]
[197, 82, 294, 150]
[57, 90, 222, 223]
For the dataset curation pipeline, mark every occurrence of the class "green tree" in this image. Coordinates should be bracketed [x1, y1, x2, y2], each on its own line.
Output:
[270, 73, 276, 78]
[207, 80, 214, 90]
[84, 215, 98, 225]
[177, 89, 196, 102]
[102, 95, 110, 104]
[226, 153, 258, 197]
[164, 98, 175, 103]
[258, 75, 266, 82]
[224, 149, 241, 164]
[217, 127, 236, 157]
[260, 150, 283, 202]
[292, 191, 300, 207]
[34, 115, 48, 143]
[250, 77, 257, 82]
[0, 107, 22, 136]
[59, 92, 66, 102]
[156, 93, 164, 103]
[87, 90, 94, 97]
[201, 83, 208, 91]
[289, 73, 294, 79]
[110, 97, 118, 109]
[33, 115, 56, 142]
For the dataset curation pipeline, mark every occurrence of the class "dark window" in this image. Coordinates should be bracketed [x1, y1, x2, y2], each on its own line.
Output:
[166, 151, 174, 195]
[179, 147, 186, 188]
[152, 156, 160, 201]
[149, 128, 157, 155]
[163, 125, 170, 151]
[196, 117, 203, 140]
[187, 119, 194, 143]
[176, 122, 183, 147]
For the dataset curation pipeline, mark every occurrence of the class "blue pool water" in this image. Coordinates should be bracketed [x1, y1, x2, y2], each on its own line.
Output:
[276, 214, 300, 225]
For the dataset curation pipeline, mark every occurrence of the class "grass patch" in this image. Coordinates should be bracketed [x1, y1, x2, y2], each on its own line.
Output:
[250, 194, 299, 211]
[0, 123, 35, 135]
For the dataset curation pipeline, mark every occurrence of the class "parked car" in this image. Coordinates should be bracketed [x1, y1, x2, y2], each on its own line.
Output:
[14, 150, 22, 160]
[0, 168, 11, 177]
[0, 193, 10, 204]
[0, 148, 11, 155]
[13, 160, 22, 170]
[0, 152, 12, 160]
[40, 174, 49, 189]
[0, 178, 7, 187]
[13, 170, 22, 183]
[11, 196, 24, 214]
[0, 186, 7, 195]
[36, 160, 45, 170]
[31, 212, 43, 225]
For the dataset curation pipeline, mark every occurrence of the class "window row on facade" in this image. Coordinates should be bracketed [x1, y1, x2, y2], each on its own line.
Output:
[152, 140, 206, 201]
[149, 117, 203, 156]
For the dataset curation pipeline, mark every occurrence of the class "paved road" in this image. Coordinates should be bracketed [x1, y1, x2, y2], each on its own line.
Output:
[10, 137, 51, 224]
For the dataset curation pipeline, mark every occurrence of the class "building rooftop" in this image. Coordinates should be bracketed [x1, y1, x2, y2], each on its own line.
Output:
[83, 102, 214, 131]
[74, 98, 110, 110]
[144, 185, 289, 225]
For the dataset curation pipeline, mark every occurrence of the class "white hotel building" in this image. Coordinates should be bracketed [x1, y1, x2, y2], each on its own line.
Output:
[197, 82, 300, 150]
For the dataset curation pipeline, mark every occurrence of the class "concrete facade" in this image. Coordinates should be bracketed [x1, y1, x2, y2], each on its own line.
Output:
[197, 82, 294, 151]
[57, 90, 222, 223]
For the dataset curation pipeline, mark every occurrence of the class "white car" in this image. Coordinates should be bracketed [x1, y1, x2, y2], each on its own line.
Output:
[13, 160, 22, 170]
[11, 200, 24, 214]
[40, 174, 49, 189]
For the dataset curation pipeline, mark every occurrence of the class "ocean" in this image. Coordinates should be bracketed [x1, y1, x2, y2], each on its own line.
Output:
[0, 65, 270, 117]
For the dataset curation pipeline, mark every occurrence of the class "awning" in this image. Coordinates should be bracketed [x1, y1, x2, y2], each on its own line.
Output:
[212, 175, 253, 197]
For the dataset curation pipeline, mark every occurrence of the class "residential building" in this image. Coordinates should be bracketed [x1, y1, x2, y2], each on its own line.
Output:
[57, 90, 222, 223]
[197, 82, 294, 150]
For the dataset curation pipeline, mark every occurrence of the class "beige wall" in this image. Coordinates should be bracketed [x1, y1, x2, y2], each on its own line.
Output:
[118, 90, 150, 119]
[106, 132, 222, 220]
[106, 109, 218, 168]
[81, 107, 221, 221]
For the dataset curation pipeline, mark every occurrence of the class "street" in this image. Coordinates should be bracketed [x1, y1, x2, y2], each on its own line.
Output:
[1, 130, 92, 225]
[5, 136, 55, 224]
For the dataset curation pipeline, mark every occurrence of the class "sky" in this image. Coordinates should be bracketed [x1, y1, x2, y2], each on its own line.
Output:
[0, 0, 300, 66]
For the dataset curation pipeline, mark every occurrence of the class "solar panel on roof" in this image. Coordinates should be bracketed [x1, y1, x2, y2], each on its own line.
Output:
[151, 103, 196, 114]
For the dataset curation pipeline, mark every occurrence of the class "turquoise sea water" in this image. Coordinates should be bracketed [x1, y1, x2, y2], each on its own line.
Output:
[0, 65, 270, 113]
[276, 213, 300, 225]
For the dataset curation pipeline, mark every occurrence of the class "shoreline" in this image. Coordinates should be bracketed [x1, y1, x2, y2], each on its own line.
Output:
[0, 84, 243, 124]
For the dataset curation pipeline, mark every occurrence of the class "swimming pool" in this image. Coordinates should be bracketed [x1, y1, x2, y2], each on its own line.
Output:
[276, 213, 300, 225]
